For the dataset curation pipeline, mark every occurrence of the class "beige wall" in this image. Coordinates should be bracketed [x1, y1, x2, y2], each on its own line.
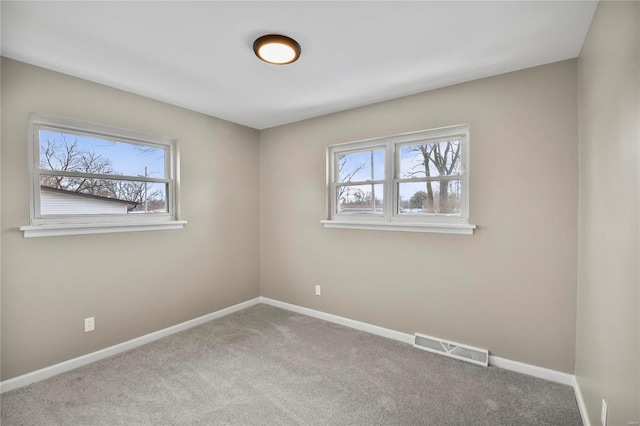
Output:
[0, 58, 260, 380]
[576, 1, 640, 424]
[260, 60, 579, 373]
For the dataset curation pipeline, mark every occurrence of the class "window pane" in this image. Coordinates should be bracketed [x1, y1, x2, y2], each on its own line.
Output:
[39, 129, 166, 178]
[337, 149, 384, 183]
[40, 176, 167, 215]
[397, 181, 461, 214]
[399, 140, 462, 178]
[337, 184, 383, 215]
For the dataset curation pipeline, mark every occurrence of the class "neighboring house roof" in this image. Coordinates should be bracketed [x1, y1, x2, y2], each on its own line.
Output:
[40, 186, 138, 208]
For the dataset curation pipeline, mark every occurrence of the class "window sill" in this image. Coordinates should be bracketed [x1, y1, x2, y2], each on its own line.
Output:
[20, 221, 187, 238]
[321, 220, 475, 235]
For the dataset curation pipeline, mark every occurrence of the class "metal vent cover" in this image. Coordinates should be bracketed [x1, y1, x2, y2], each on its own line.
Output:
[414, 333, 489, 367]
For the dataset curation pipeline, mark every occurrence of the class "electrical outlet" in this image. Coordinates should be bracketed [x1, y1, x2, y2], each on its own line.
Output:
[315, 285, 321, 296]
[601, 399, 607, 426]
[84, 317, 95, 333]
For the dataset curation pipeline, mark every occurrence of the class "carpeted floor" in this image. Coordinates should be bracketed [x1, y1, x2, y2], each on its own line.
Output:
[1, 304, 582, 425]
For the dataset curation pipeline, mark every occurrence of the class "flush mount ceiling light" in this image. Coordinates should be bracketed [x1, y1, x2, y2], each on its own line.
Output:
[253, 34, 301, 65]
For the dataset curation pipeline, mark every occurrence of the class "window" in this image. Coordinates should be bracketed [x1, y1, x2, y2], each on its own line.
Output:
[322, 124, 475, 234]
[21, 113, 186, 237]
[336, 147, 386, 216]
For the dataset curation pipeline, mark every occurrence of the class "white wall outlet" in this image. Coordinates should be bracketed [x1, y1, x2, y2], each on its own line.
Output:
[315, 285, 321, 296]
[601, 399, 607, 426]
[84, 317, 95, 333]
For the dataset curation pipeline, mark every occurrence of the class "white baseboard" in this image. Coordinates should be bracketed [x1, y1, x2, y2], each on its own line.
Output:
[1, 295, 579, 400]
[259, 297, 414, 344]
[260, 297, 575, 386]
[573, 377, 591, 426]
[488, 355, 574, 386]
[0, 297, 261, 393]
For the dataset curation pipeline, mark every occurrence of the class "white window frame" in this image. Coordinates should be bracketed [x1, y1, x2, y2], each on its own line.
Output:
[322, 124, 475, 235]
[329, 140, 391, 223]
[20, 112, 186, 238]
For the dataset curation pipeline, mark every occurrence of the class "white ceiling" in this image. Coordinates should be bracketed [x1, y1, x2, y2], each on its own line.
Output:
[2, 1, 597, 130]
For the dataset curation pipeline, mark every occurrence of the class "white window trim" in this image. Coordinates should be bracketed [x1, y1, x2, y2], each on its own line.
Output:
[20, 221, 189, 238]
[21, 112, 186, 238]
[323, 124, 475, 235]
[320, 220, 475, 235]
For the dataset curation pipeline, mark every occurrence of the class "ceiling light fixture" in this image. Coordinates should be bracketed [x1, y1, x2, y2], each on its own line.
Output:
[253, 34, 301, 65]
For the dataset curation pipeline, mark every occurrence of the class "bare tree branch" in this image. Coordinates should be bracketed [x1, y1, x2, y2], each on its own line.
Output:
[39, 133, 165, 208]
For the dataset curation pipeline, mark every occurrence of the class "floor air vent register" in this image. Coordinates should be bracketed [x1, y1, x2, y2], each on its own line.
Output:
[414, 333, 489, 367]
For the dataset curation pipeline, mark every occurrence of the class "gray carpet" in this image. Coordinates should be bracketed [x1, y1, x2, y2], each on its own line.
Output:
[1, 304, 582, 425]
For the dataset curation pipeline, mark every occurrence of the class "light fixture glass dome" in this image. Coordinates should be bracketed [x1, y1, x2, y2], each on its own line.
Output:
[253, 34, 301, 65]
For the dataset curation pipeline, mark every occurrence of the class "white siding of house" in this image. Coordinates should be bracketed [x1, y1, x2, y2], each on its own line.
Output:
[40, 190, 129, 215]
